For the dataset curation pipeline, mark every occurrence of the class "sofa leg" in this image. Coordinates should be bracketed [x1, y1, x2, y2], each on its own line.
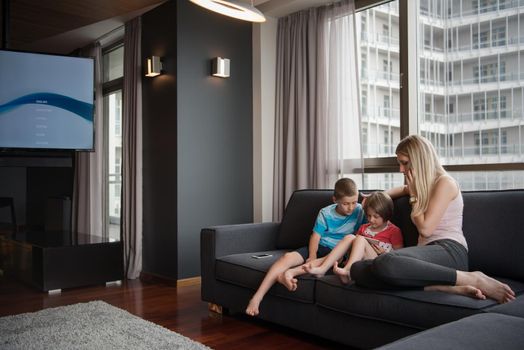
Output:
[208, 303, 223, 314]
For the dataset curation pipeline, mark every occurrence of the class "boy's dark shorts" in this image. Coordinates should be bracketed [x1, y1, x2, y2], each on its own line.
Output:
[295, 244, 332, 261]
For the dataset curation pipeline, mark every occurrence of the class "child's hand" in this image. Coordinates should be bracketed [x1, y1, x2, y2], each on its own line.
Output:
[306, 255, 317, 263]
[371, 243, 385, 255]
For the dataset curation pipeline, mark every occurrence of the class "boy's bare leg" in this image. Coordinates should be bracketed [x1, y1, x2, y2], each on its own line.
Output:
[455, 271, 515, 304]
[334, 236, 377, 284]
[246, 251, 304, 316]
[277, 257, 325, 291]
[303, 235, 356, 277]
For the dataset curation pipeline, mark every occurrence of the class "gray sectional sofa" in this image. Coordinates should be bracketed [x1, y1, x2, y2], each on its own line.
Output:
[201, 189, 524, 349]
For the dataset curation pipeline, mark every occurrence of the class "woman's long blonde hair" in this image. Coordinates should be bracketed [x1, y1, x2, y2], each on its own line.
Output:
[396, 135, 446, 217]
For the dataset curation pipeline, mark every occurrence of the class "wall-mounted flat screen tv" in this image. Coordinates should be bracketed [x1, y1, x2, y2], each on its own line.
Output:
[0, 49, 94, 151]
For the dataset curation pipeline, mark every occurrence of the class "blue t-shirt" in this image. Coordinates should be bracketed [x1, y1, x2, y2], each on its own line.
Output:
[313, 203, 365, 250]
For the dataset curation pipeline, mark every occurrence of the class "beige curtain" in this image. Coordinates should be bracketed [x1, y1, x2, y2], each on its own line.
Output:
[72, 42, 107, 238]
[122, 17, 143, 279]
[273, 0, 361, 221]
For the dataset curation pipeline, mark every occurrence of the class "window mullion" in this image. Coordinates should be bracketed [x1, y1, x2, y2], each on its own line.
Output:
[399, 0, 418, 138]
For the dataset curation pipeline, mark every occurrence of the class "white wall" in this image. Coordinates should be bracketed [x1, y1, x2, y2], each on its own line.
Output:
[253, 16, 277, 223]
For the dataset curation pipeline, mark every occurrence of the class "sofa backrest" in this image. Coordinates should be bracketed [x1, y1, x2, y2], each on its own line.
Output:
[276, 189, 417, 249]
[463, 190, 524, 280]
[276, 190, 334, 249]
[389, 196, 420, 247]
[277, 188, 524, 281]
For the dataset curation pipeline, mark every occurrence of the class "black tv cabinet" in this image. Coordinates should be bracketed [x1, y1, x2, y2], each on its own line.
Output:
[1, 231, 123, 292]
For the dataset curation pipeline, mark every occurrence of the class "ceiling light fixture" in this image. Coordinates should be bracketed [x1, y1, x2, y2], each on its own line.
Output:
[189, 0, 266, 23]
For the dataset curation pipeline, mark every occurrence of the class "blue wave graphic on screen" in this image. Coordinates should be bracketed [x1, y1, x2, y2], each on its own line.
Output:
[0, 93, 93, 122]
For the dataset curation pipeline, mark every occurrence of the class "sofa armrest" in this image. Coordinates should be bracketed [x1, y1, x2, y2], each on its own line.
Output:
[202, 222, 280, 257]
[201, 222, 280, 303]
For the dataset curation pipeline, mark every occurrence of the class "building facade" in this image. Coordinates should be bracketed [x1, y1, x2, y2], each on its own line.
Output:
[357, 0, 524, 190]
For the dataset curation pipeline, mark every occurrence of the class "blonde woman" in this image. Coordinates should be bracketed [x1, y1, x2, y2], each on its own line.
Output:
[351, 135, 515, 304]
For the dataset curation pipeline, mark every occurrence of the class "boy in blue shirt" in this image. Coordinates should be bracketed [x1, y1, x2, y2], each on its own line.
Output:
[246, 178, 365, 316]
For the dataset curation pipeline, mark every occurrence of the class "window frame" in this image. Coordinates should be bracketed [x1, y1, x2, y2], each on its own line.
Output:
[101, 40, 124, 233]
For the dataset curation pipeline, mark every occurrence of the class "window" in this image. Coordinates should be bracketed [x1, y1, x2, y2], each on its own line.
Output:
[362, 89, 368, 116]
[102, 43, 124, 241]
[414, 0, 523, 189]
[383, 95, 391, 117]
[347, 0, 524, 191]
[357, 1, 400, 162]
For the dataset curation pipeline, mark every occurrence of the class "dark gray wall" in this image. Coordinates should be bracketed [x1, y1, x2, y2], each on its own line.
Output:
[177, 1, 253, 278]
[141, 0, 253, 279]
[141, 0, 178, 279]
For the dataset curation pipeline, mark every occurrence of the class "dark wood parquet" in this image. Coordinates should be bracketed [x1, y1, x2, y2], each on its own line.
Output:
[0, 276, 346, 349]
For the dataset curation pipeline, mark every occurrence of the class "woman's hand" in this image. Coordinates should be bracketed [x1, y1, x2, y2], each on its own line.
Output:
[360, 192, 370, 207]
[405, 168, 417, 197]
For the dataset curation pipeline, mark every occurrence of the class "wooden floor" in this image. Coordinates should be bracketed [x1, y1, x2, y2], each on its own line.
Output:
[0, 275, 346, 349]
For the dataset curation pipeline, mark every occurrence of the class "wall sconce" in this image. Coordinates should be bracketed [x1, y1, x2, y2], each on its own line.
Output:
[212, 57, 230, 78]
[145, 56, 162, 77]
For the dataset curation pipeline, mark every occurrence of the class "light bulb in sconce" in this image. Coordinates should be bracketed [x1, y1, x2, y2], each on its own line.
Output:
[145, 56, 162, 77]
[212, 57, 230, 78]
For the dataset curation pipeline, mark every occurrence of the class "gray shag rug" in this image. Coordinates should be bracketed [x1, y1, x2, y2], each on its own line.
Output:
[0, 300, 212, 350]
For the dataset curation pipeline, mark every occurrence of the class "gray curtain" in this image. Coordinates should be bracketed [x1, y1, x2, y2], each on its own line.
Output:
[72, 42, 107, 239]
[122, 17, 143, 279]
[273, 0, 360, 221]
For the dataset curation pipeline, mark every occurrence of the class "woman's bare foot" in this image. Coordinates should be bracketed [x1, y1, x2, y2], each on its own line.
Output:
[333, 262, 351, 284]
[459, 271, 515, 304]
[302, 264, 326, 278]
[425, 285, 486, 300]
[277, 271, 298, 291]
[245, 297, 261, 316]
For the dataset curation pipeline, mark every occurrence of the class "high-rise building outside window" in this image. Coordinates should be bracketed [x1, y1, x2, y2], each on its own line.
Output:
[417, 0, 523, 189]
[352, 0, 523, 191]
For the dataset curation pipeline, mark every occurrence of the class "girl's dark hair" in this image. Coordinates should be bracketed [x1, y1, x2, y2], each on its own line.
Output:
[363, 191, 394, 222]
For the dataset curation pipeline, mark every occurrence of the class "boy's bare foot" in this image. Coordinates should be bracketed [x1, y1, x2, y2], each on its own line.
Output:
[425, 285, 486, 300]
[245, 297, 261, 316]
[302, 264, 326, 278]
[333, 262, 350, 284]
[468, 271, 515, 304]
[277, 271, 298, 291]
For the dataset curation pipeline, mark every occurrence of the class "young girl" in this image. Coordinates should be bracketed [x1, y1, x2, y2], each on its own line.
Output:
[303, 191, 403, 284]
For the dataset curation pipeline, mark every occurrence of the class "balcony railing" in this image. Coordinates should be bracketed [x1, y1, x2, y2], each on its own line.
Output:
[420, 0, 524, 19]
[363, 143, 396, 157]
[361, 69, 400, 83]
[361, 32, 400, 47]
[448, 36, 524, 53]
[421, 72, 524, 87]
[362, 107, 401, 121]
[447, 144, 522, 157]
[422, 109, 522, 124]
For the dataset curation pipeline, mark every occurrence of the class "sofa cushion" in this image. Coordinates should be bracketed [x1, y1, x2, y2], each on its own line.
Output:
[376, 313, 524, 350]
[315, 275, 524, 330]
[215, 250, 317, 303]
[463, 190, 524, 281]
[276, 190, 334, 249]
[485, 294, 524, 319]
